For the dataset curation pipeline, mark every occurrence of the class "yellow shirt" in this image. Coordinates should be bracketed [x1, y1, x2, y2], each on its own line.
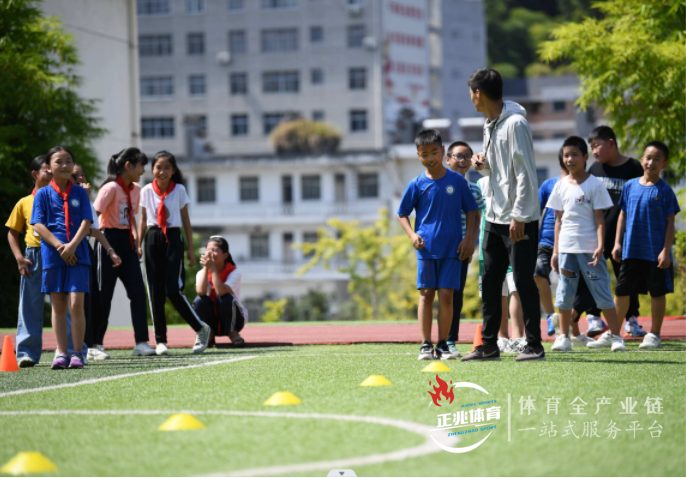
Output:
[5, 194, 41, 248]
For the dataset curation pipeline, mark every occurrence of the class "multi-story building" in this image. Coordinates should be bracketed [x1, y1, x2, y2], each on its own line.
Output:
[137, 0, 487, 308]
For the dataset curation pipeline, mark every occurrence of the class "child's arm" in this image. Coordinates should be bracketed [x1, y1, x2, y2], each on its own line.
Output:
[398, 216, 424, 249]
[590, 210, 605, 267]
[7, 229, 32, 276]
[657, 214, 675, 269]
[33, 223, 74, 265]
[611, 210, 626, 263]
[61, 219, 92, 266]
[180, 205, 196, 267]
[90, 227, 122, 267]
[551, 210, 562, 272]
[138, 207, 147, 258]
[196, 256, 209, 296]
[458, 210, 478, 260]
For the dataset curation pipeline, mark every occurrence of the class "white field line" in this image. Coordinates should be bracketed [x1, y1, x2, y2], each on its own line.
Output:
[0, 409, 441, 476]
[0, 355, 258, 399]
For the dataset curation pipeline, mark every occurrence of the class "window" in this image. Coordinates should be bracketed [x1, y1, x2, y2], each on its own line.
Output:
[347, 25, 365, 48]
[140, 76, 174, 98]
[357, 172, 378, 198]
[348, 67, 366, 90]
[188, 74, 206, 96]
[302, 231, 318, 257]
[553, 100, 566, 112]
[261, 0, 297, 7]
[196, 177, 216, 203]
[139, 34, 173, 56]
[137, 0, 170, 15]
[227, 0, 243, 10]
[228, 30, 246, 54]
[310, 68, 323, 85]
[261, 28, 298, 52]
[312, 110, 324, 121]
[349, 109, 367, 132]
[141, 117, 175, 138]
[229, 73, 248, 95]
[185, 0, 205, 13]
[250, 233, 270, 259]
[263, 71, 299, 93]
[187, 33, 205, 55]
[310, 26, 323, 42]
[301, 175, 321, 200]
[239, 176, 259, 201]
[231, 114, 249, 136]
[263, 113, 285, 134]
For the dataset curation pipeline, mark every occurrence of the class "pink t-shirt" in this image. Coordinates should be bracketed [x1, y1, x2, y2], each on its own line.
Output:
[93, 181, 141, 229]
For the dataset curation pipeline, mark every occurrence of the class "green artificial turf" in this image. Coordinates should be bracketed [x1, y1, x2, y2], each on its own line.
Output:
[1, 343, 684, 476]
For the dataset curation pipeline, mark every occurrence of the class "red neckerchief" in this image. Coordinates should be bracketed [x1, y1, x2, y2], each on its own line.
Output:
[31, 187, 38, 196]
[115, 176, 136, 250]
[151, 179, 176, 239]
[50, 179, 73, 241]
[208, 262, 236, 302]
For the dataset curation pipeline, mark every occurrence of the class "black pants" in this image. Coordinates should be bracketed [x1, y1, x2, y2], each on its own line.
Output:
[85, 241, 103, 347]
[193, 295, 245, 336]
[97, 229, 149, 344]
[481, 221, 541, 348]
[144, 227, 204, 344]
[449, 258, 470, 342]
[577, 255, 639, 319]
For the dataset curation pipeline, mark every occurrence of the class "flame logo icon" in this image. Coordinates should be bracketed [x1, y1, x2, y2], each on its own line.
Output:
[427, 375, 454, 407]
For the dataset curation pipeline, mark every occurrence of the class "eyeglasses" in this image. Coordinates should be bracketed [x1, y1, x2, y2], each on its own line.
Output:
[448, 153, 471, 161]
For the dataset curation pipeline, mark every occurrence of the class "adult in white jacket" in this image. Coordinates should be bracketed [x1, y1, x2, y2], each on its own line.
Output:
[462, 68, 544, 362]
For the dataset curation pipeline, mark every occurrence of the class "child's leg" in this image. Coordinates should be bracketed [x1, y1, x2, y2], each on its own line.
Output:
[498, 295, 509, 338]
[144, 228, 169, 344]
[556, 253, 581, 336]
[559, 309, 573, 337]
[164, 230, 205, 333]
[509, 292, 525, 338]
[96, 240, 117, 345]
[535, 275, 554, 315]
[16, 247, 44, 362]
[418, 289, 435, 342]
[449, 259, 470, 342]
[50, 293, 69, 354]
[614, 295, 630, 323]
[68, 292, 86, 353]
[650, 295, 666, 335]
[437, 288, 453, 342]
[579, 256, 621, 335]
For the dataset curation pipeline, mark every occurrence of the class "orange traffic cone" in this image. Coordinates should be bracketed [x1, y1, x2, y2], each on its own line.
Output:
[471, 323, 483, 351]
[1, 335, 19, 372]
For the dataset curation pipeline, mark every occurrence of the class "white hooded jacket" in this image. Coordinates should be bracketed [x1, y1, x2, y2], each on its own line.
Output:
[479, 100, 540, 224]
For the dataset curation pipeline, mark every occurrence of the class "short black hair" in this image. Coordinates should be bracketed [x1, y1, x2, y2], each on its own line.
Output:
[447, 141, 473, 157]
[414, 129, 442, 148]
[468, 68, 503, 101]
[30, 155, 47, 172]
[588, 125, 616, 143]
[557, 147, 569, 173]
[562, 135, 588, 156]
[645, 140, 669, 161]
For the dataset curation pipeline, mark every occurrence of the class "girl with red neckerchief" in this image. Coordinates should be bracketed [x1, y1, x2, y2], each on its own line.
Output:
[139, 151, 210, 355]
[93, 148, 155, 357]
[193, 236, 248, 346]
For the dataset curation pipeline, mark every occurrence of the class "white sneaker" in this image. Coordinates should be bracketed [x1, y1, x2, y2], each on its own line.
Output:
[155, 343, 168, 356]
[610, 335, 625, 352]
[571, 334, 594, 347]
[87, 345, 110, 361]
[586, 315, 608, 337]
[497, 336, 510, 353]
[639, 333, 661, 350]
[192, 323, 211, 354]
[510, 337, 527, 354]
[551, 334, 572, 352]
[133, 342, 156, 356]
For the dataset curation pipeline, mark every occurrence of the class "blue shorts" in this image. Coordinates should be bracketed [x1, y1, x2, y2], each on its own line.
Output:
[41, 265, 90, 294]
[417, 258, 461, 290]
[555, 253, 613, 310]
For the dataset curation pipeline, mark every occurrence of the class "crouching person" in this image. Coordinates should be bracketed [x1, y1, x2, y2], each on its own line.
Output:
[193, 236, 247, 346]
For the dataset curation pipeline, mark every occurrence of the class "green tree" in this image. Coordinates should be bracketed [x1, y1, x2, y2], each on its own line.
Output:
[0, 0, 103, 326]
[296, 209, 417, 321]
[271, 119, 341, 155]
[540, 0, 686, 180]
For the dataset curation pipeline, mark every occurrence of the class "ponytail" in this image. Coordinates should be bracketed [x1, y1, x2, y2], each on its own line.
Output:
[101, 147, 148, 187]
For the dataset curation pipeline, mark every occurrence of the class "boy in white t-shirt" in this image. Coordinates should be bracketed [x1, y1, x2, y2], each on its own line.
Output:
[547, 136, 624, 352]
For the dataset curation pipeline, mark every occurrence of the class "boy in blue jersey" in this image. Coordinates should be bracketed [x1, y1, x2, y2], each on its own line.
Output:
[398, 129, 478, 360]
[612, 141, 680, 349]
[445, 140, 483, 357]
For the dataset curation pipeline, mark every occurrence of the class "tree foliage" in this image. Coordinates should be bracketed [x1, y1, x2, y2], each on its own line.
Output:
[0, 0, 103, 325]
[295, 209, 417, 321]
[540, 0, 685, 181]
[271, 119, 341, 155]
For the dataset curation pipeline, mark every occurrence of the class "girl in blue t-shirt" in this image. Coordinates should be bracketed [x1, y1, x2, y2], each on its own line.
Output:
[31, 146, 93, 369]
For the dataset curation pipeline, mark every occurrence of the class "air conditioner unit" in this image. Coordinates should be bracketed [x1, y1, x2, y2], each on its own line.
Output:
[216, 51, 232, 66]
[362, 36, 377, 50]
[347, 4, 363, 16]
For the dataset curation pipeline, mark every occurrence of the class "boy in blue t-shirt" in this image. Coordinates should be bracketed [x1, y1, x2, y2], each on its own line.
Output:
[612, 141, 680, 349]
[398, 129, 478, 360]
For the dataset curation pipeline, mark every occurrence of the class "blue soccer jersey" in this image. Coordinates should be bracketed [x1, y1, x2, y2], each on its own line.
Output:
[538, 176, 558, 248]
[398, 169, 478, 259]
[31, 183, 93, 270]
[620, 178, 680, 261]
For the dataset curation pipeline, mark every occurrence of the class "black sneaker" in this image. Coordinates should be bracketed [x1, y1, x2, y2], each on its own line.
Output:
[461, 345, 500, 361]
[515, 345, 546, 361]
[417, 341, 434, 360]
[435, 340, 459, 360]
